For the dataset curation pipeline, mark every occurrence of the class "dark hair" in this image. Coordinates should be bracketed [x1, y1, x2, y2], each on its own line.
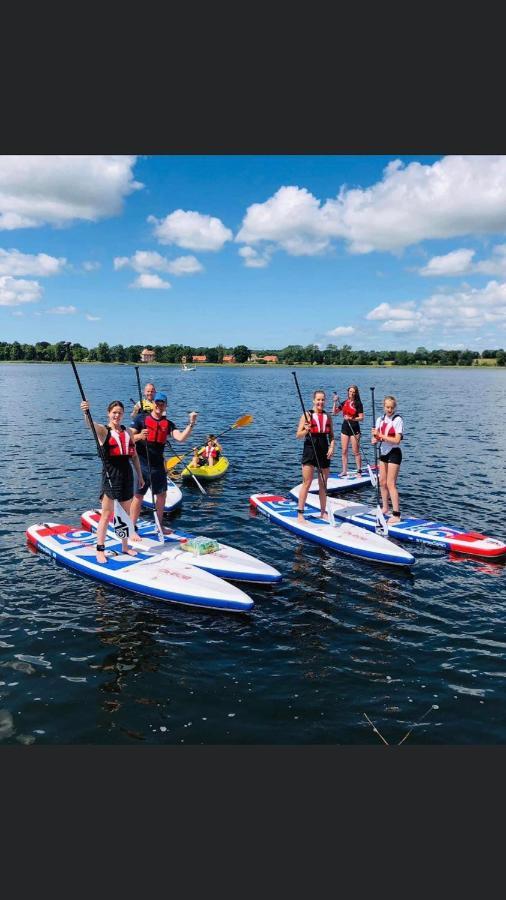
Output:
[107, 400, 124, 412]
[207, 434, 216, 440]
[312, 389, 325, 399]
[348, 384, 362, 404]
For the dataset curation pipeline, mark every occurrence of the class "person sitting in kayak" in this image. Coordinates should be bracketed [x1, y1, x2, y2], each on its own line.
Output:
[191, 434, 222, 468]
[371, 394, 403, 525]
[131, 382, 156, 419]
[130, 392, 198, 533]
[80, 399, 144, 565]
[296, 390, 335, 524]
[332, 384, 364, 476]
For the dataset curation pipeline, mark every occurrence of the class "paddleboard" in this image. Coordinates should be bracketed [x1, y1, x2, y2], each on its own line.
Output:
[306, 469, 376, 493]
[26, 523, 253, 613]
[249, 494, 415, 567]
[290, 484, 506, 559]
[142, 477, 182, 513]
[180, 456, 229, 480]
[81, 509, 282, 584]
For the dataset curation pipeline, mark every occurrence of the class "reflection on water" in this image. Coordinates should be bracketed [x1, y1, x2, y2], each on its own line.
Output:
[1, 363, 506, 744]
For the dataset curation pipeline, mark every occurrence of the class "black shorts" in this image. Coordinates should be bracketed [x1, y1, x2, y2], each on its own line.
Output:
[302, 448, 330, 470]
[379, 447, 402, 465]
[100, 461, 134, 502]
[341, 421, 361, 437]
[136, 461, 167, 496]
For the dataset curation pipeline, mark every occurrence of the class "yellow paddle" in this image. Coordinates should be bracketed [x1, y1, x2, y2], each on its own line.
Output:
[165, 414, 253, 471]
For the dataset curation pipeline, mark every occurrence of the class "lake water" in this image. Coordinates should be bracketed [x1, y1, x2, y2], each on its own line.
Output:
[1, 363, 505, 745]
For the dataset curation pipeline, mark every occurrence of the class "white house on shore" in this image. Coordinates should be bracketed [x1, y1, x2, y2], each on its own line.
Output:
[140, 348, 156, 363]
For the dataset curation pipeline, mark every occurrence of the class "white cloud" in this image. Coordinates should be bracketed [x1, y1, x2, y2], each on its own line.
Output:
[82, 261, 101, 272]
[114, 250, 203, 276]
[0, 156, 142, 230]
[86, 314, 101, 321]
[238, 246, 272, 268]
[236, 156, 506, 259]
[0, 275, 42, 306]
[326, 325, 355, 337]
[148, 210, 232, 251]
[12, 310, 24, 316]
[0, 248, 66, 276]
[130, 273, 171, 289]
[46, 305, 77, 314]
[474, 244, 506, 277]
[366, 302, 418, 321]
[419, 248, 475, 276]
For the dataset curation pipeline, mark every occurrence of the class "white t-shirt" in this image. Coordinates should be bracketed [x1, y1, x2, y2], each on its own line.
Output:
[376, 413, 404, 457]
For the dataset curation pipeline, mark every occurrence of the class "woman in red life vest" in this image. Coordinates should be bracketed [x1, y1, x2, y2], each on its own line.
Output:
[371, 395, 403, 525]
[80, 399, 144, 564]
[332, 384, 364, 476]
[296, 389, 335, 523]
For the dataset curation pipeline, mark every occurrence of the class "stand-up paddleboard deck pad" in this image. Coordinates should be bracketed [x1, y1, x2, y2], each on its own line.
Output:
[81, 510, 282, 584]
[249, 495, 414, 567]
[142, 478, 182, 513]
[26, 523, 253, 612]
[291, 485, 506, 558]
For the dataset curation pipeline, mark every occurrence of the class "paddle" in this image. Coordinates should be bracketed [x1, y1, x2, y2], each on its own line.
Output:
[292, 372, 335, 526]
[165, 414, 253, 471]
[165, 438, 207, 495]
[370, 386, 388, 535]
[65, 342, 135, 540]
[133, 367, 164, 542]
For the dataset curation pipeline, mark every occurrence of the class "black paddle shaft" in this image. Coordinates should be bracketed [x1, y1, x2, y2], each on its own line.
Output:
[65, 343, 115, 495]
[292, 371, 330, 494]
[370, 386, 381, 508]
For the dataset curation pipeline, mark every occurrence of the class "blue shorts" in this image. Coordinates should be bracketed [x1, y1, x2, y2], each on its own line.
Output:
[136, 462, 168, 496]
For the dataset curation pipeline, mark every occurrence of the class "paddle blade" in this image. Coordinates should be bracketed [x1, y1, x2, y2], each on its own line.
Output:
[231, 414, 253, 429]
[165, 456, 182, 471]
[113, 501, 135, 539]
[367, 464, 377, 488]
[327, 499, 336, 528]
[375, 506, 388, 536]
[153, 509, 165, 543]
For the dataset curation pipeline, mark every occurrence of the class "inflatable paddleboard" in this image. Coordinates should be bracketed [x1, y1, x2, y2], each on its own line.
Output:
[249, 494, 415, 567]
[180, 456, 229, 480]
[81, 509, 282, 584]
[306, 469, 376, 493]
[26, 523, 253, 613]
[142, 477, 182, 513]
[291, 485, 506, 559]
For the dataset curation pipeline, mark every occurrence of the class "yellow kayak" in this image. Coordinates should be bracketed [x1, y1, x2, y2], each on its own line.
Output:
[181, 455, 229, 480]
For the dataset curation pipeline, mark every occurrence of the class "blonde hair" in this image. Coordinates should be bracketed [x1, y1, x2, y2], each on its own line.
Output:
[384, 395, 397, 407]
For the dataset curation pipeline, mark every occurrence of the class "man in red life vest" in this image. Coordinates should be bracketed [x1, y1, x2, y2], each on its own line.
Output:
[130, 392, 197, 532]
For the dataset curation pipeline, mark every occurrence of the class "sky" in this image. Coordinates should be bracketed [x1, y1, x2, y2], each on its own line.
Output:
[1, 154, 506, 352]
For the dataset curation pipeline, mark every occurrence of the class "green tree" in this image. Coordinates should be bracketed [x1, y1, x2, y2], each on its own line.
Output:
[233, 344, 250, 363]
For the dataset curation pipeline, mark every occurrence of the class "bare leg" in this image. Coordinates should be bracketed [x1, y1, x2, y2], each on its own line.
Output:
[317, 468, 330, 518]
[351, 434, 362, 472]
[120, 499, 138, 555]
[340, 434, 350, 476]
[96, 496, 112, 563]
[385, 462, 401, 522]
[130, 493, 143, 529]
[297, 465, 315, 522]
[379, 460, 389, 515]
[155, 492, 171, 533]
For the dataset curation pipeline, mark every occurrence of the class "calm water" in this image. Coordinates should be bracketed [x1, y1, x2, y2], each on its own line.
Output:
[1, 363, 505, 745]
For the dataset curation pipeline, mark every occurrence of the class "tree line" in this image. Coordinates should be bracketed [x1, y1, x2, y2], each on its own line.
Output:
[1, 340, 505, 366]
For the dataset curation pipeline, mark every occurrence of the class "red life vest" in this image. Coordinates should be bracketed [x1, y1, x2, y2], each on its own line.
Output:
[379, 414, 402, 438]
[103, 425, 135, 458]
[202, 444, 219, 460]
[341, 398, 357, 418]
[309, 411, 331, 434]
[144, 414, 170, 444]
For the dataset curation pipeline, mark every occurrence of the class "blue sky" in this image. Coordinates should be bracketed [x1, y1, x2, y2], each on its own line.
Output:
[2, 154, 506, 351]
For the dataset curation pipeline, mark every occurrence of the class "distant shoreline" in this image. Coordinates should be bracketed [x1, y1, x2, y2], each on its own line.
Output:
[1, 360, 503, 369]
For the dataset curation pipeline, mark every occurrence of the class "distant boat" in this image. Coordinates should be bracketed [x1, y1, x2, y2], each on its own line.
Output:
[181, 363, 196, 372]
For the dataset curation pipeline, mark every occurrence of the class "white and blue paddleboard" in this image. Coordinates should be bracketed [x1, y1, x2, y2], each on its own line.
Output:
[249, 494, 415, 567]
[307, 468, 376, 494]
[80, 509, 282, 584]
[26, 523, 253, 613]
[142, 476, 182, 513]
[291, 485, 506, 559]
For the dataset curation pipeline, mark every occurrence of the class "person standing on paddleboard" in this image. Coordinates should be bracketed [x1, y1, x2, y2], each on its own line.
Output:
[332, 384, 364, 477]
[80, 399, 145, 565]
[296, 390, 335, 523]
[371, 395, 403, 525]
[130, 392, 197, 533]
[131, 382, 156, 419]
